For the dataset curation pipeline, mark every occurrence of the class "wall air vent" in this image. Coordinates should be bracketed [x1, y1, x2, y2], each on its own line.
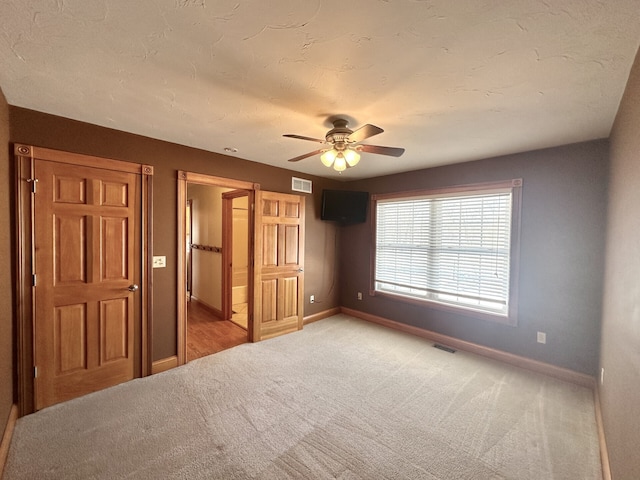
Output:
[292, 177, 312, 194]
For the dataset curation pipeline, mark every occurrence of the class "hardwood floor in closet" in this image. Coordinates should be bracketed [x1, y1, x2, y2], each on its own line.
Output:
[187, 300, 248, 361]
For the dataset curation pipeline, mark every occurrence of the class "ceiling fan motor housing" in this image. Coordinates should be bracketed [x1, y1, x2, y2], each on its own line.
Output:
[325, 119, 354, 149]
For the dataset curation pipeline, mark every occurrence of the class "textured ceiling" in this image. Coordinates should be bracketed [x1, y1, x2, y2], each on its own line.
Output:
[1, 0, 639, 180]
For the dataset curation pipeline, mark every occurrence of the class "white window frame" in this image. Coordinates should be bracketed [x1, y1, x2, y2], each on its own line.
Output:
[371, 179, 522, 326]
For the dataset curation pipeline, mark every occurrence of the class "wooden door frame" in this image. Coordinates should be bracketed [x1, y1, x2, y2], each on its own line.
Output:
[222, 189, 251, 321]
[186, 199, 193, 302]
[176, 171, 259, 365]
[15, 144, 153, 415]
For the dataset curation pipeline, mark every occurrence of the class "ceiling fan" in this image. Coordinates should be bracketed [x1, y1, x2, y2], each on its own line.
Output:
[283, 118, 405, 171]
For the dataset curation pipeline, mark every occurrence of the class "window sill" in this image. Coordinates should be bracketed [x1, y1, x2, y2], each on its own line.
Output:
[372, 290, 517, 327]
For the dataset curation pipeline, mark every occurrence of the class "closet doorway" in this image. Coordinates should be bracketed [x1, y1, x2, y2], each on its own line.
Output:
[177, 172, 258, 363]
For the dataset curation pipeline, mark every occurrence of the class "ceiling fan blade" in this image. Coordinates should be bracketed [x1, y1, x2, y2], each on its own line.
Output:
[287, 149, 325, 162]
[348, 124, 384, 143]
[283, 134, 326, 144]
[358, 144, 405, 157]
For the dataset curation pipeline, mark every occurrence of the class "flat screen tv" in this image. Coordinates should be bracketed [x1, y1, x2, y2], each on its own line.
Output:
[321, 189, 369, 225]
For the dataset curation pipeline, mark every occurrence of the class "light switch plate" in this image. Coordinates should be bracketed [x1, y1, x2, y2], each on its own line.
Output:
[152, 256, 166, 268]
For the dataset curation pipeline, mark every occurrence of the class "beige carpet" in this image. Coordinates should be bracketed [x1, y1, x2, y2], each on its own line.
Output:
[4, 315, 601, 479]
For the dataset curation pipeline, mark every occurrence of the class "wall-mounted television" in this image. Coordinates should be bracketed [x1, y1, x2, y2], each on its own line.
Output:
[321, 189, 369, 225]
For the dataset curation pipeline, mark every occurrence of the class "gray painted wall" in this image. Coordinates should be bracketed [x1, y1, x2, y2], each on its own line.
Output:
[343, 140, 609, 375]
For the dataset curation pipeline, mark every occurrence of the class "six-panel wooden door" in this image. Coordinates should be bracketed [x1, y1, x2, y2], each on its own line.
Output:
[253, 191, 305, 341]
[33, 159, 140, 410]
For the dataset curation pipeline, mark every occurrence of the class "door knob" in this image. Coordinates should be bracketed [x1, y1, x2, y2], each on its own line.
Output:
[128, 284, 139, 292]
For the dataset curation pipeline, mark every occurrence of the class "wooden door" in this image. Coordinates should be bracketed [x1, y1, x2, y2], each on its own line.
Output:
[33, 159, 140, 409]
[222, 189, 250, 322]
[253, 191, 305, 341]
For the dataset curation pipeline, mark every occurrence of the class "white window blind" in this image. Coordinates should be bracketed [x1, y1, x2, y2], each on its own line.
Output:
[375, 188, 514, 316]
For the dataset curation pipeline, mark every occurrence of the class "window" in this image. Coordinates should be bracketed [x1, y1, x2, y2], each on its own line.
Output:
[372, 180, 521, 325]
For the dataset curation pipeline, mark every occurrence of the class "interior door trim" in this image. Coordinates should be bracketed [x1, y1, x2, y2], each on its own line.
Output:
[14, 144, 153, 415]
[176, 171, 260, 366]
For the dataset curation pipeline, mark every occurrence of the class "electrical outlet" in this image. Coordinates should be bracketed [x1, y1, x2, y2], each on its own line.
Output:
[357, 292, 363, 300]
[537, 331, 546, 344]
[310, 295, 314, 304]
[600, 367, 605, 385]
[152, 256, 166, 268]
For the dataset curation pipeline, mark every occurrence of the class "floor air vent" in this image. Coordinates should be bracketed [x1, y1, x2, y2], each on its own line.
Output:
[433, 343, 456, 354]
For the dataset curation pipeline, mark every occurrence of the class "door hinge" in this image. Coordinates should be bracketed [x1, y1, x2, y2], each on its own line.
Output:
[27, 178, 39, 193]
[32, 274, 37, 286]
[34, 366, 38, 378]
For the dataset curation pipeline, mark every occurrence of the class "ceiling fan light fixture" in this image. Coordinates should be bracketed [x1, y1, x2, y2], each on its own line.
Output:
[344, 148, 360, 167]
[284, 118, 404, 169]
[333, 153, 347, 171]
[321, 149, 337, 167]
